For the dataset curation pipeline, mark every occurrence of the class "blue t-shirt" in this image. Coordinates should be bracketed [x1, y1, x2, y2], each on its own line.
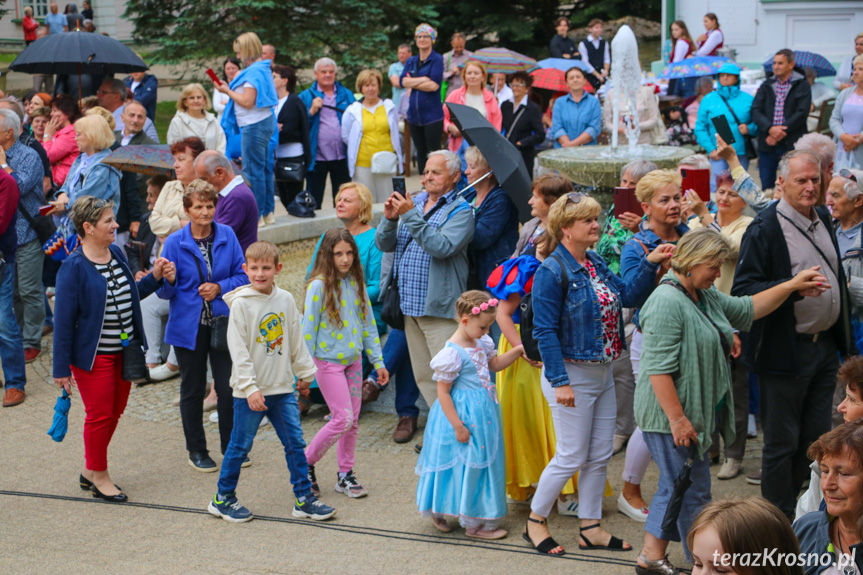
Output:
[389, 62, 405, 108]
[45, 13, 66, 34]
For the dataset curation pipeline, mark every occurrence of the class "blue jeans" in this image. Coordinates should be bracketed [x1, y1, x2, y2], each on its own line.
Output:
[240, 114, 276, 217]
[758, 143, 789, 192]
[0, 262, 26, 390]
[369, 328, 418, 418]
[217, 392, 312, 498]
[708, 155, 750, 196]
[44, 291, 54, 328]
[642, 432, 711, 561]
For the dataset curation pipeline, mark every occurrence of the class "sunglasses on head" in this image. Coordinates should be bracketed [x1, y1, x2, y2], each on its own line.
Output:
[566, 192, 588, 204]
[840, 168, 858, 183]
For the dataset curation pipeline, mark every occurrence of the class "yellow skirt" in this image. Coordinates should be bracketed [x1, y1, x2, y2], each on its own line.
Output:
[497, 327, 614, 501]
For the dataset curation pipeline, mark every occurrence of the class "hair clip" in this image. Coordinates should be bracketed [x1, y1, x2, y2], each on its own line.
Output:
[471, 298, 499, 315]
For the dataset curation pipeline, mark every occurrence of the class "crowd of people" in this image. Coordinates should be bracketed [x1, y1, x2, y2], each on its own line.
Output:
[1, 13, 863, 575]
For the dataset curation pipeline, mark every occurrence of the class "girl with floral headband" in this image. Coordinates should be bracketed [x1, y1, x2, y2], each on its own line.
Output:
[416, 290, 524, 539]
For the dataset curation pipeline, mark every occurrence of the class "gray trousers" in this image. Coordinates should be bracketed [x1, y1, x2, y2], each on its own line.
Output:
[713, 357, 750, 460]
[140, 292, 177, 365]
[613, 346, 635, 437]
[13, 239, 45, 350]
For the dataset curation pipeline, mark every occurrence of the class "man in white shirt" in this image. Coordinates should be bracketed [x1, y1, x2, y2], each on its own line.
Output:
[98, 79, 160, 142]
[491, 73, 513, 106]
[578, 19, 610, 91]
[389, 44, 411, 110]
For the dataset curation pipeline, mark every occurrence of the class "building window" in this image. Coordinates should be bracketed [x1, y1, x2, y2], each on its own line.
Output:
[23, 0, 49, 18]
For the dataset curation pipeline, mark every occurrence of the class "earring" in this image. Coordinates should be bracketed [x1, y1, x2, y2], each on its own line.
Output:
[686, 272, 691, 277]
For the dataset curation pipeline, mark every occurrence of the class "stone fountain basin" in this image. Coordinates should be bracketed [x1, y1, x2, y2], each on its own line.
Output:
[538, 145, 692, 189]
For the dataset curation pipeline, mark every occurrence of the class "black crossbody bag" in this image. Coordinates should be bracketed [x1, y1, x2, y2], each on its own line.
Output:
[194, 252, 229, 352]
[717, 92, 758, 160]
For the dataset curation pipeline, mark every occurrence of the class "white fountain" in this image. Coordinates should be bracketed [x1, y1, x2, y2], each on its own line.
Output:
[537, 25, 690, 190]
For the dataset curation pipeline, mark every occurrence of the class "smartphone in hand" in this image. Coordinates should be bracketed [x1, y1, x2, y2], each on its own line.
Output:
[613, 187, 642, 218]
[39, 204, 53, 216]
[711, 115, 736, 145]
[681, 168, 711, 202]
[206, 68, 222, 86]
[392, 176, 406, 197]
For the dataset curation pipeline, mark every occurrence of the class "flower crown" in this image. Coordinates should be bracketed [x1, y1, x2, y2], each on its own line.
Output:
[471, 298, 499, 315]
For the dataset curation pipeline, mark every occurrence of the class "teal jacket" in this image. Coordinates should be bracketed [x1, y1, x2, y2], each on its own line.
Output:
[694, 84, 758, 157]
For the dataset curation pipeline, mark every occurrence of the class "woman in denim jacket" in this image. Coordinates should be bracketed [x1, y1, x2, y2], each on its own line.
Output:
[523, 192, 673, 556]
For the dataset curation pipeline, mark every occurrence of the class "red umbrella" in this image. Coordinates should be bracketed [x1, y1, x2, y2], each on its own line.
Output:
[530, 68, 567, 92]
[529, 68, 594, 94]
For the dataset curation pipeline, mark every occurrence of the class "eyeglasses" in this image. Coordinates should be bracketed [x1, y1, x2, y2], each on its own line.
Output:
[840, 168, 858, 183]
[82, 198, 108, 223]
[511, 83, 527, 88]
[566, 192, 587, 204]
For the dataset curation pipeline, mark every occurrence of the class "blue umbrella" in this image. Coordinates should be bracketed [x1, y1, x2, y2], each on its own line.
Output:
[763, 50, 836, 78]
[47, 389, 71, 443]
[533, 58, 591, 73]
[659, 56, 732, 79]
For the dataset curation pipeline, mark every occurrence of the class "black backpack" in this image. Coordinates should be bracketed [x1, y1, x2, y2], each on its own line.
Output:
[520, 254, 568, 362]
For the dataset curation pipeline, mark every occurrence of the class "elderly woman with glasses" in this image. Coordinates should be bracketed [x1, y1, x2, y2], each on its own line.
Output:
[523, 192, 674, 556]
[399, 23, 445, 175]
[633, 227, 826, 575]
[53, 196, 175, 503]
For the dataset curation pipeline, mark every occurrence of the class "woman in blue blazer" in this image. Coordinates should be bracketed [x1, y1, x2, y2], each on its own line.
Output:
[53, 196, 175, 502]
[158, 180, 248, 472]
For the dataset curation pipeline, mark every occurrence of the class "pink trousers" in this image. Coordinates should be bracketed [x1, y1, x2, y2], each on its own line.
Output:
[305, 358, 362, 473]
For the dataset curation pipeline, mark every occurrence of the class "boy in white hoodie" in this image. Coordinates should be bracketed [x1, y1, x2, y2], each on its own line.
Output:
[208, 241, 336, 523]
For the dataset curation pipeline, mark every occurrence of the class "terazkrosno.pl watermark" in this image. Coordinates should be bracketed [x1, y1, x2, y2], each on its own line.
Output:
[713, 549, 857, 570]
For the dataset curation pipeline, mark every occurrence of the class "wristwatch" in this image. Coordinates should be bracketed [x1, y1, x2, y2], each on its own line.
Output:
[1, 164, 9, 170]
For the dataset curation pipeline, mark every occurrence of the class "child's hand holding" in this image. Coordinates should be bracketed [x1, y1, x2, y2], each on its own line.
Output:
[247, 391, 266, 412]
[296, 379, 311, 398]
[455, 424, 470, 444]
[376, 367, 389, 387]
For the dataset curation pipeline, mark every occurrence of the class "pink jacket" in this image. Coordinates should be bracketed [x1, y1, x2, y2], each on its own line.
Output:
[443, 86, 502, 153]
[42, 124, 78, 186]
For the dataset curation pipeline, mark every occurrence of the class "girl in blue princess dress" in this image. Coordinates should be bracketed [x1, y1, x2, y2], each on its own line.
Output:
[416, 290, 524, 539]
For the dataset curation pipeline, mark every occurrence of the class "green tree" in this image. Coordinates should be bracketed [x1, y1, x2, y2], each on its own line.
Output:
[124, 0, 435, 83]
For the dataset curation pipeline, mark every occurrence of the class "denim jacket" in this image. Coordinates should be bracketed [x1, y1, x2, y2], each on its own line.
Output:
[533, 244, 660, 386]
[620, 221, 690, 328]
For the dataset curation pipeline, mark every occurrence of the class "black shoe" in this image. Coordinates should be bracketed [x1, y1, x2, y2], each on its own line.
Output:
[188, 451, 218, 473]
[79, 473, 121, 492]
[92, 485, 128, 503]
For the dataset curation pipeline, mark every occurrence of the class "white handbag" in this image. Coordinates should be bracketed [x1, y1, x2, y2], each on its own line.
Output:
[371, 151, 398, 175]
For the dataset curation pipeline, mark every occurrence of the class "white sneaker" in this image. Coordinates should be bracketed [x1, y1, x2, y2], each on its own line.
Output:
[717, 458, 742, 480]
[747, 414, 757, 438]
[258, 216, 266, 228]
[259, 416, 269, 428]
[209, 412, 219, 423]
[148, 363, 179, 382]
[617, 493, 649, 523]
[557, 494, 579, 516]
[613, 433, 629, 455]
[264, 212, 276, 225]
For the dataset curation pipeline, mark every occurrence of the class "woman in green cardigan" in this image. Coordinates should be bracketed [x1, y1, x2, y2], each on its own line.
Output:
[634, 227, 827, 575]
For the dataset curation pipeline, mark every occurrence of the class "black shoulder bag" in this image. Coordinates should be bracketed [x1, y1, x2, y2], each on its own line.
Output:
[194, 250, 229, 352]
[17, 200, 56, 244]
[717, 92, 758, 161]
[520, 254, 568, 362]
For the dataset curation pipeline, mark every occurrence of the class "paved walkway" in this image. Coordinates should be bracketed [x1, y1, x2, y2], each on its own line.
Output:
[2, 310, 766, 574]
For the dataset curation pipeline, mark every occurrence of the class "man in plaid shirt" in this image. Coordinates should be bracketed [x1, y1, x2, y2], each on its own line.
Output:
[375, 150, 474, 446]
[751, 49, 812, 191]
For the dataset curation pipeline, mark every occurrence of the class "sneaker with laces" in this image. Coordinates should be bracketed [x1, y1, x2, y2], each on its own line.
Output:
[293, 494, 336, 520]
[557, 493, 579, 516]
[746, 469, 761, 485]
[308, 465, 320, 497]
[335, 470, 368, 498]
[208, 493, 253, 523]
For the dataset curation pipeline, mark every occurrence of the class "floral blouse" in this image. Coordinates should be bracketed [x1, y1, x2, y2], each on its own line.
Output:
[584, 259, 623, 363]
[596, 206, 634, 275]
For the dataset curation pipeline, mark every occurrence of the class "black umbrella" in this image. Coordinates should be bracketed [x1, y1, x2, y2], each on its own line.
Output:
[10, 31, 147, 100]
[661, 444, 699, 534]
[446, 103, 532, 223]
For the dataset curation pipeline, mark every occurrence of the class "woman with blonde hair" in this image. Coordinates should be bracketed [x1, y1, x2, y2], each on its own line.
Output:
[85, 106, 116, 130]
[443, 61, 502, 156]
[633, 227, 826, 575]
[524, 192, 673, 556]
[829, 54, 863, 170]
[47, 114, 121, 224]
[341, 69, 402, 203]
[167, 83, 227, 154]
[211, 31, 278, 226]
[689, 498, 804, 575]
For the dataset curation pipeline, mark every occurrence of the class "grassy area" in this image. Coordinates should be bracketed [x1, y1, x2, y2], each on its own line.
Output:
[0, 53, 19, 63]
[154, 100, 177, 144]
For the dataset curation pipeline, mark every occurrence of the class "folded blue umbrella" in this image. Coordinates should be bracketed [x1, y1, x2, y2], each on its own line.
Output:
[47, 389, 71, 443]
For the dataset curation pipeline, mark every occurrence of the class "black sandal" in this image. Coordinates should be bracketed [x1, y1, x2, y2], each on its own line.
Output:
[578, 523, 632, 552]
[522, 517, 566, 556]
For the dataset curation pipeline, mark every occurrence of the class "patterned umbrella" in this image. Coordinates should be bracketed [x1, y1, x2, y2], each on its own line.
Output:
[659, 56, 732, 79]
[466, 47, 537, 74]
[763, 50, 836, 77]
[533, 58, 591, 74]
[530, 68, 568, 92]
[103, 145, 174, 177]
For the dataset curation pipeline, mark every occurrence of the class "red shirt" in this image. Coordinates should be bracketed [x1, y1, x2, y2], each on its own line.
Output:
[22, 16, 38, 42]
